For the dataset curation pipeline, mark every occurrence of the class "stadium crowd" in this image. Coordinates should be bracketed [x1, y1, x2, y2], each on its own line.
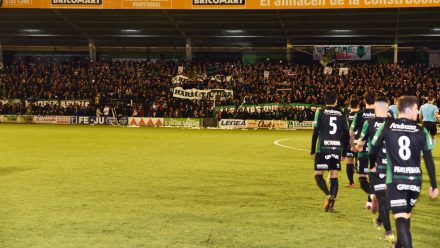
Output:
[0, 58, 439, 120]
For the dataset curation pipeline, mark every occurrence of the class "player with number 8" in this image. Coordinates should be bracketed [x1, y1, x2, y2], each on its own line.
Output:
[369, 96, 438, 248]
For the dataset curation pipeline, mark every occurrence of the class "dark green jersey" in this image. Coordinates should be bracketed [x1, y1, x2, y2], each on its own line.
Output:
[311, 107, 349, 154]
[359, 117, 392, 173]
[350, 109, 375, 154]
[347, 111, 358, 130]
[370, 118, 434, 185]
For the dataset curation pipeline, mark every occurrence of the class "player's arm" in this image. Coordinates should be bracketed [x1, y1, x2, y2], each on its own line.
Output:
[341, 117, 349, 157]
[311, 110, 320, 157]
[349, 113, 358, 150]
[368, 123, 386, 169]
[418, 105, 424, 123]
[435, 107, 439, 122]
[356, 121, 369, 151]
[422, 128, 438, 199]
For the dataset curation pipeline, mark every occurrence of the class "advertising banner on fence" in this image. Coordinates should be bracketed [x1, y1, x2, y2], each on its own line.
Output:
[70, 116, 122, 125]
[219, 119, 246, 129]
[246, 120, 288, 129]
[313, 45, 371, 61]
[288, 121, 314, 129]
[172, 87, 233, 100]
[128, 117, 164, 126]
[57, 116, 72, 125]
[0, 115, 127, 125]
[164, 118, 201, 127]
[0, 115, 34, 124]
[202, 118, 218, 128]
[33, 116, 58, 124]
[4, 0, 439, 9]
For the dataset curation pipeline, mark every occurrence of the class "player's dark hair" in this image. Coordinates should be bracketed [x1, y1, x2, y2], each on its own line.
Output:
[397, 96, 418, 114]
[349, 95, 360, 109]
[375, 93, 389, 104]
[324, 92, 338, 105]
[364, 91, 376, 105]
[427, 94, 436, 102]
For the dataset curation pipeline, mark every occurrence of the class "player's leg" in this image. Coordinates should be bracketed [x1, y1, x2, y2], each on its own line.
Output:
[358, 155, 373, 210]
[372, 172, 392, 236]
[346, 152, 355, 188]
[429, 121, 436, 147]
[314, 153, 331, 211]
[314, 153, 330, 195]
[369, 173, 382, 228]
[395, 213, 411, 248]
[358, 156, 370, 193]
[329, 170, 339, 198]
[315, 170, 329, 195]
[327, 154, 341, 212]
[377, 191, 393, 241]
[424, 121, 436, 147]
[397, 190, 420, 248]
[388, 185, 413, 248]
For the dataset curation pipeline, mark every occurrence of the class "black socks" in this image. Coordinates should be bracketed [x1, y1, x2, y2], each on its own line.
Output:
[377, 194, 391, 232]
[346, 163, 354, 184]
[395, 218, 412, 248]
[359, 177, 370, 194]
[315, 175, 330, 196]
[330, 178, 338, 198]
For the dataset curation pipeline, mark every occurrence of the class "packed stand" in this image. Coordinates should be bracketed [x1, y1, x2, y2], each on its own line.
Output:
[0, 58, 439, 120]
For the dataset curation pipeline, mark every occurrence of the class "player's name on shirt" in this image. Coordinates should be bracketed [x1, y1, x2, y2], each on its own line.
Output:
[389, 123, 419, 132]
[323, 140, 341, 146]
[393, 166, 422, 174]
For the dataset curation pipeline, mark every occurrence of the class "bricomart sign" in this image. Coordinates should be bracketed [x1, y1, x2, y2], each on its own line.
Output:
[193, 0, 245, 5]
[52, 0, 102, 4]
[2, 0, 439, 9]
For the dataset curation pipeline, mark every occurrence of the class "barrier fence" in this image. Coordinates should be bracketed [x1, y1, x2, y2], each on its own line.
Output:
[0, 115, 320, 130]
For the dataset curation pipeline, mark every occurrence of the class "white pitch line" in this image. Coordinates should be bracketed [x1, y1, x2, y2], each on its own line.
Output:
[273, 138, 309, 152]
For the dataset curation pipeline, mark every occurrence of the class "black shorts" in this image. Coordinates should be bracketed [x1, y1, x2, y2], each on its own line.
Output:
[346, 149, 357, 158]
[314, 152, 342, 171]
[423, 121, 437, 136]
[356, 154, 369, 174]
[369, 172, 387, 195]
[387, 183, 421, 214]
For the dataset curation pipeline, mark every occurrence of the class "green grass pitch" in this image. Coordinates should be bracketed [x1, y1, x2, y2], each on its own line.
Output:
[0, 124, 439, 248]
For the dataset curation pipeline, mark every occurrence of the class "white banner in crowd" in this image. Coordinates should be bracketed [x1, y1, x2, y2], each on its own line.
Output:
[313, 45, 371, 60]
[0, 99, 90, 107]
[264, 71, 270, 79]
[172, 87, 233, 100]
[34, 100, 90, 107]
[172, 75, 189, 84]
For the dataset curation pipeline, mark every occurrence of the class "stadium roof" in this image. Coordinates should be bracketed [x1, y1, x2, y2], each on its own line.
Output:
[0, 8, 439, 50]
